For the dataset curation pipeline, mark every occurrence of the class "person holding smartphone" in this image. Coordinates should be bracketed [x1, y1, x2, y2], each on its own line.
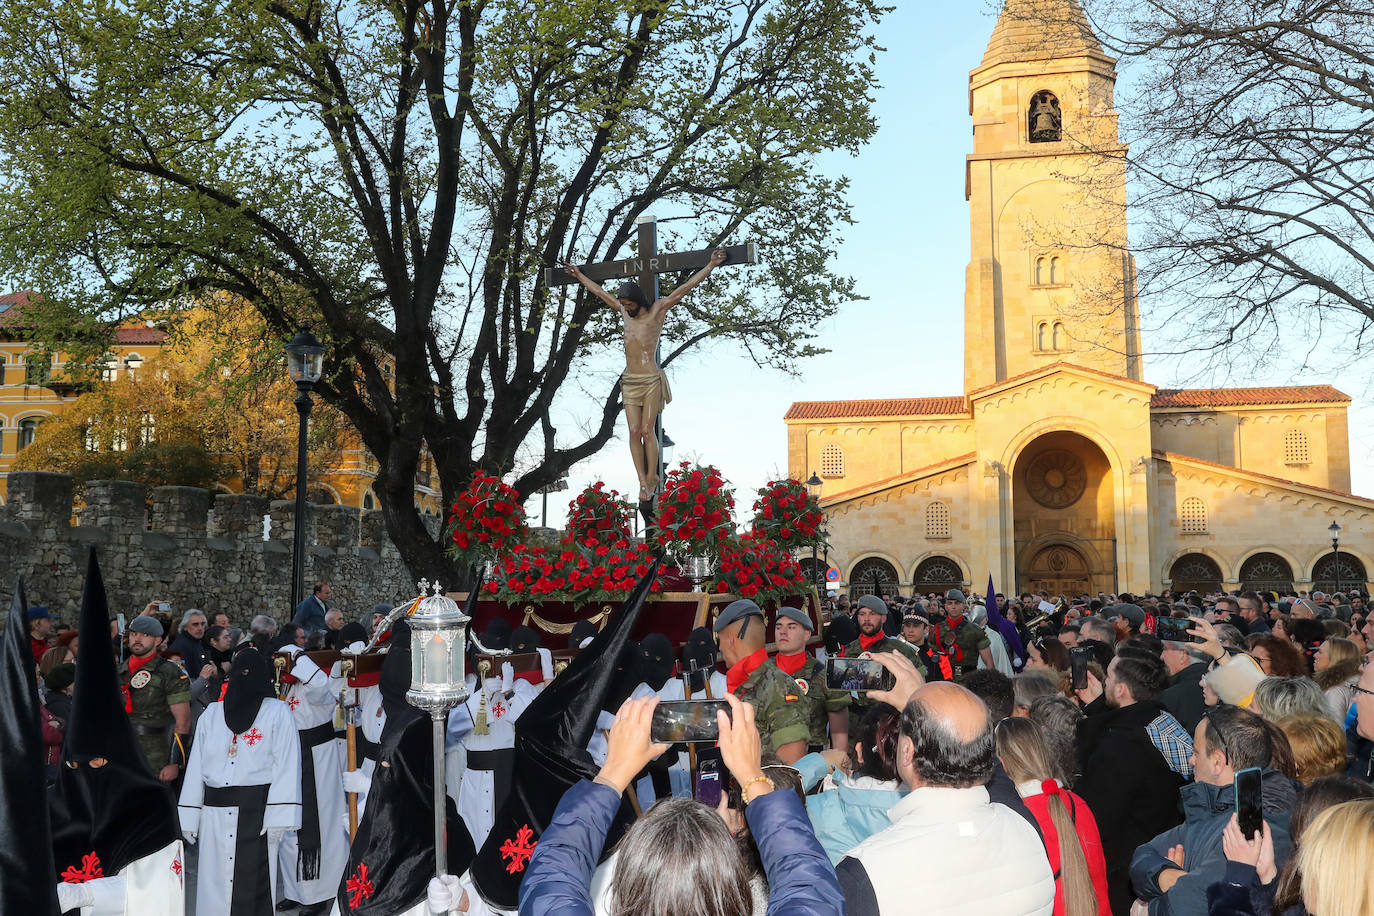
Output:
[1128, 706, 1296, 916]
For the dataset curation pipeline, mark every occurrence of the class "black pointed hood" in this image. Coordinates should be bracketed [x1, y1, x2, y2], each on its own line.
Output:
[223, 649, 275, 734]
[469, 561, 659, 909]
[0, 577, 61, 915]
[50, 549, 180, 880]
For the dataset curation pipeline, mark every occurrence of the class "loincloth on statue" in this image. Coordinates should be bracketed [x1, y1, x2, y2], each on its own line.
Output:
[621, 369, 672, 411]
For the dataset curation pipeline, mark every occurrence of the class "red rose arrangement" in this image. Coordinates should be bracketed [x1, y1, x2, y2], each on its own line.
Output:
[750, 478, 825, 552]
[657, 461, 735, 557]
[445, 470, 529, 567]
[485, 540, 664, 607]
[711, 533, 808, 607]
[566, 482, 633, 550]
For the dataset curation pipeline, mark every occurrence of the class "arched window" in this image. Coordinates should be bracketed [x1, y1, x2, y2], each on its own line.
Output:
[1283, 429, 1310, 465]
[912, 556, 963, 594]
[1052, 322, 1065, 350]
[1028, 90, 1062, 143]
[17, 417, 40, 450]
[798, 557, 830, 590]
[1036, 322, 1049, 351]
[362, 490, 376, 510]
[1312, 552, 1367, 595]
[1180, 497, 1207, 534]
[1050, 256, 1062, 284]
[849, 557, 899, 598]
[820, 444, 844, 478]
[1035, 257, 1046, 286]
[1239, 552, 1294, 594]
[925, 502, 951, 538]
[124, 353, 143, 378]
[1168, 554, 1223, 594]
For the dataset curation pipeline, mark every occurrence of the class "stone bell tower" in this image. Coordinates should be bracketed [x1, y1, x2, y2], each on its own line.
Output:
[963, 0, 1142, 392]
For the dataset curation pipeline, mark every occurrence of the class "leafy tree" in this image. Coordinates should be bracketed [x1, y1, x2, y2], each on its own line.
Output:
[0, 0, 885, 579]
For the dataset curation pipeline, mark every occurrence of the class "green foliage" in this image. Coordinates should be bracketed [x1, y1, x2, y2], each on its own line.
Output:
[0, 0, 888, 573]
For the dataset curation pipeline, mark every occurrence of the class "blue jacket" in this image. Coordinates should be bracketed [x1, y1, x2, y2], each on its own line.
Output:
[1131, 770, 1296, 916]
[796, 753, 904, 864]
[520, 779, 844, 916]
[292, 594, 328, 633]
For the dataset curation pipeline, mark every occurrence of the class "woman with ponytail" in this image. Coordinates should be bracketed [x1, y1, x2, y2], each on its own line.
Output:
[995, 717, 1110, 916]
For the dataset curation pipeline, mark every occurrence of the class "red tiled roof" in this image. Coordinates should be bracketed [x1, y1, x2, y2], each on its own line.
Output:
[1150, 386, 1350, 408]
[114, 327, 167, 344]
[785, 396, 968, 421]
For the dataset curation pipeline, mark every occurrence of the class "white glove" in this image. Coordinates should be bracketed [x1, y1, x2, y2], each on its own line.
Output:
[537, 647, 554, 682]
[57, 881, 95, 911]
[183, 829, 197, 845]
[427, 874, 464, 914]
[343, 768, 370, 794]
[500, 662, 514, 693]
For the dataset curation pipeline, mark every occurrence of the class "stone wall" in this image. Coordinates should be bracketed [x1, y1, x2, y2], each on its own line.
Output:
[0, 471, 420, 627]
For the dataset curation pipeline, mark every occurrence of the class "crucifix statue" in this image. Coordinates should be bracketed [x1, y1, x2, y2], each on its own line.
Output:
[549, 215, 756, 510]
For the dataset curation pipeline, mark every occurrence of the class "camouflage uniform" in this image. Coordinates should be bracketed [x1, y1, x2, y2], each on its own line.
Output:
[733, 659, 810, 756]
[931, 617, 990, 678]
[119, 655, 190, 770]
[777, 654, 850, 751]
[842, 636, 919, 736]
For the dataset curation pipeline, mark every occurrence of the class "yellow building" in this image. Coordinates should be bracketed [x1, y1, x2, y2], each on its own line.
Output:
[786, 1, 1372, 598]
[0, 291, 441, 516]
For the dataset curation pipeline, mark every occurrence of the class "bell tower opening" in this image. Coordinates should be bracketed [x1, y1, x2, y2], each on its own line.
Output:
[1028, 90, 1062, 142]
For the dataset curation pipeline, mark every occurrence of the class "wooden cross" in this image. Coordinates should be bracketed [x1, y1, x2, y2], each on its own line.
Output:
[544, 215, 756, 301]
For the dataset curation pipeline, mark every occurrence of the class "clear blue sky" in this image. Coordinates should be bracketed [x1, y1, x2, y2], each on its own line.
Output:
[526, 3, 1373, 527]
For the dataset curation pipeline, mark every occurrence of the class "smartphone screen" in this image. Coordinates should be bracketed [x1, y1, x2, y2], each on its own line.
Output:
[650, 700, 729, 744]
[1156, 619, 1195, 644]
[1235, 766, 1263, 840]
[1070, 648, 1091, 690]
[826, 657, 895, 693]
[695, 757, 722, 808]
[158, 602, 170, 612]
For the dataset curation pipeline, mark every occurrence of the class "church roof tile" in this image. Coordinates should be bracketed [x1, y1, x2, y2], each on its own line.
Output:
[784, 396, 968, 421]
[1150, 386, 1350, 408]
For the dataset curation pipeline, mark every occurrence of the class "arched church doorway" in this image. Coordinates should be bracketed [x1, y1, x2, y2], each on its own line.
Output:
[1013, 431, 1116, 596]
[1169, 553, 1223, 594]
[1025, 543, 1091, 597]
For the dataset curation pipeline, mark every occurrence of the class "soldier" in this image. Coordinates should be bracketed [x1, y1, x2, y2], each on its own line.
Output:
[842, 595, 920, 735]
[898, 611, 948, 682]
[773, 606, 849, 754]
[930, 589, 993, 678]
[118, 615, 191, 782]
[713, 599, 808, 763]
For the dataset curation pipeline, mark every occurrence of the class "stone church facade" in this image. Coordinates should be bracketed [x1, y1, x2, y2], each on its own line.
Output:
[785, 2, 1371, 598]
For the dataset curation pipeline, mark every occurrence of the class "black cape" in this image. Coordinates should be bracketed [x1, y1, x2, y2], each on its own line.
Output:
[50, 549, 181, 884]
[469, 561, 658, 909]
[0, 576, 61, 915]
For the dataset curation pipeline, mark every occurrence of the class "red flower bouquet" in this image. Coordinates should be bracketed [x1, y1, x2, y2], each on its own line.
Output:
[656, 462, 735, 557]
[566, 482, 633, 550]
[485, 540, 664, 607]
[445, 470, 529, 567]
[750, 478, 825, 553]
[710, 533, 808, 607]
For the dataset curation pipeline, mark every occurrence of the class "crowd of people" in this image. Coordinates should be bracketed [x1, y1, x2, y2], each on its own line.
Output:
[23, 567, 1374, 916]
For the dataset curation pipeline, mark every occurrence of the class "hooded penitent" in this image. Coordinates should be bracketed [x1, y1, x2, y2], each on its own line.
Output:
[682, 626, 719, 694]
[510, 626, 541, 654]
[51, 549, 181, 887]
[469, 562, 660, 909]
[640, 633, 675, 692]
[337, 618, 475, 915]
[1, 576, 61, 915]
[223, 650, 275, 734]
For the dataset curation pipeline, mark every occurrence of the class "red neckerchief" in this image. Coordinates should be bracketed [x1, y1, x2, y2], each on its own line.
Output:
[774, 651, 807, 676]
[858, 631, 886, 653]
[122, 653, 154, 713]
[941, 616, 967, 663]
[726, 648, 769, 694]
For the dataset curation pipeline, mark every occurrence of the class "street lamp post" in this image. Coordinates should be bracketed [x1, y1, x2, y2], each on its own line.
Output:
[1329, 520, 1343, 596]
[285, 324, 325, 613]
[805, 472, 823, 592]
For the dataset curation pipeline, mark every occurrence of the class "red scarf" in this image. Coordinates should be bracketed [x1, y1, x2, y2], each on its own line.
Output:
[122, 653, 154, 713]
[726, 648, 769, 694]
[858, 631, 886, 653]
[774, 651, 807, 676]
[936, 616, 967, 663]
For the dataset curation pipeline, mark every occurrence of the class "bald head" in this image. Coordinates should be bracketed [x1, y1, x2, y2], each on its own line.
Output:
[898, 682, 995, 789]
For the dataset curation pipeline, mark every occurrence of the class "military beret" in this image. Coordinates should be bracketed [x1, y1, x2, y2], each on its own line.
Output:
[128, 615, 164, 637]
[776, 606, 814, 631]
[856, 594, 888, 616]
[713, 599, 764, 633]
[944, 589, 967, 603]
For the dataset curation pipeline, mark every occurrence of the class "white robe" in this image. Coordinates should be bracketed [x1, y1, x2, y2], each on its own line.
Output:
[278, 654, 350, 904]
[64, 839, 185, 916]
[345, 680, 384, 819]
[444, 674, 538, 849]
[178, 700, 301, 916]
